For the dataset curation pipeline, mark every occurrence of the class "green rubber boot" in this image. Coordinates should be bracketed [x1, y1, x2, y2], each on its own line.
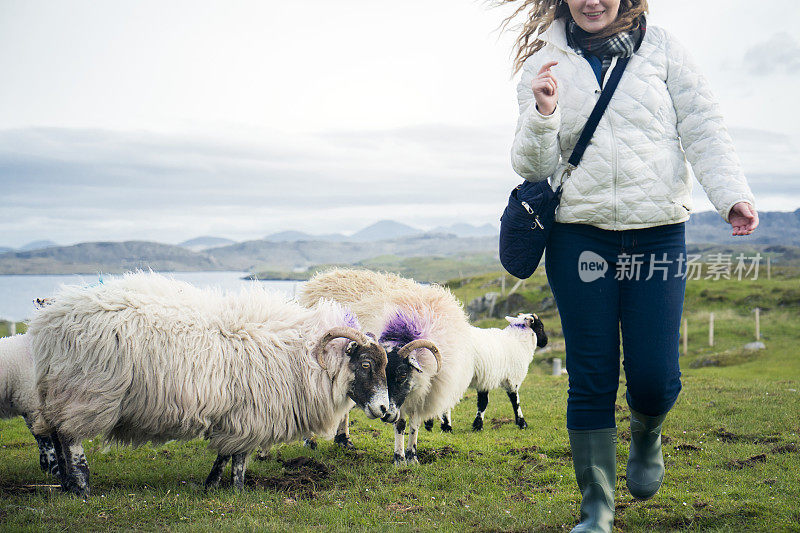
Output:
[626, 408, 667, 500]
[568, 428, 617, 533]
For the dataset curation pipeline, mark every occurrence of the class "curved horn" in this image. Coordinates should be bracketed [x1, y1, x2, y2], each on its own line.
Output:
[313, 326, 371, 369]
[398, 339, 441, 373]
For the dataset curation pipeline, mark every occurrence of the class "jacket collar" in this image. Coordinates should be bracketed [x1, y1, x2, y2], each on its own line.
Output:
[539, 18, 576, 55]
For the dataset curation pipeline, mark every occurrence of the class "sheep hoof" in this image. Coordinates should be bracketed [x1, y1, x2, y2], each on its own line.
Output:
[424, 420, 434, 432]
[440, 422, 453, 433]
[405, 453, 419, 466]
[516, 418, 528, 429]
[393, 453, 406, 466]
[303, 438, 318, 450]
[334, 434, 354, 449]
[472, 418, 484, 431]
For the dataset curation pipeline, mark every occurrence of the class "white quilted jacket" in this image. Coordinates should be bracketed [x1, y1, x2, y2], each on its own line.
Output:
[511, 19, 755, 229]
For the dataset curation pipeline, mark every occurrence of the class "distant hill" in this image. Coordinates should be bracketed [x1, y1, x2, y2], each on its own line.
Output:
[1, 212, 796, 275]
[263, 230, 349, 243]
[0, 241, 224, 274]
[178, 236, 237, 252]
[18, 240, 59, 252]
[349, 220, 421, 242]
[686, 209, 800, 245]
[430, 223, 498, 238]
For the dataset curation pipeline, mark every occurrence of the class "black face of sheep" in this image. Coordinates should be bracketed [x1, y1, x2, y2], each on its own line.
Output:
[383, 339, 441, 415]
[315, 327, 395, 421]
[528, 313, 548, 348]
[513, 313, 548, 348]
[345, 341, 397, 422]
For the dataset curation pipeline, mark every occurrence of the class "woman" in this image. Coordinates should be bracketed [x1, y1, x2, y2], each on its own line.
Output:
[503, 0, 757, 531]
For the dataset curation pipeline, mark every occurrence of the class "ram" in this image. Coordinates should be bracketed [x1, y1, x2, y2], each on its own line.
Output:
[299, 268, 473, 464]
[29, 272, 394, 497]
[0, 333, 59, 476]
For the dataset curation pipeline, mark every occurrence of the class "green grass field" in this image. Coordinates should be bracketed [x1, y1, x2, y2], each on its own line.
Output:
[1, 270, 799, 532]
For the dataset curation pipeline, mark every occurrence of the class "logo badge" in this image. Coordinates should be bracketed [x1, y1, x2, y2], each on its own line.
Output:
[578, 251, 608, 282]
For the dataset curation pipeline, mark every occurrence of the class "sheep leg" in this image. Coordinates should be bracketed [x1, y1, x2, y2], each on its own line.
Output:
[231, 453, 247, 490]
[333, 413, 354, 449]
[505, 384, 527, 429]
[394, 418, 406, 466]
[50, 432, 71, 491]
[472, 390, 489, 431]
[405, 420, 420, 465]
[59, 434, 90, 497]
[302, 436, 318, 449]
[440, 410, 453, 433]
[204, 454, 231, 489]
[23, 415, 59, 477]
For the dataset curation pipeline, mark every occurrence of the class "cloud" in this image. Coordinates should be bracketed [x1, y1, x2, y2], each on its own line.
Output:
[743, 33, 800, 75]
[1, 123, 798, 248]
[0, 126, 518, 246]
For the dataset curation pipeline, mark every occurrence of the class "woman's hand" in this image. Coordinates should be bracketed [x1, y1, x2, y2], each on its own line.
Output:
[729, 202, 758, 236]
[532, 61, 559, 116]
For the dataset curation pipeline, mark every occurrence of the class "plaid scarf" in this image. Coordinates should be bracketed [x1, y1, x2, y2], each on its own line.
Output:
[566, 15, 645, 81]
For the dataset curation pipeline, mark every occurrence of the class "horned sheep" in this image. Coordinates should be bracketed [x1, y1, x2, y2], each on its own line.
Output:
[0, 333, 59, 476]
[29, 272, 394, 497]
[299, 268, 474, 464]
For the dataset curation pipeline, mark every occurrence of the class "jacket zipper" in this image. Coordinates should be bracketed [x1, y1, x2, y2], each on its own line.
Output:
[603, 58, 619, 228]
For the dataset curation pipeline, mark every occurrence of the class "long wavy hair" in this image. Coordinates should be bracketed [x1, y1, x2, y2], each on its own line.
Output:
[496, 0, 649, 73]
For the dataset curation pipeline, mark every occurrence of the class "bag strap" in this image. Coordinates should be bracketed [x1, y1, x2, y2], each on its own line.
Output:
[559, 56, 630, 182]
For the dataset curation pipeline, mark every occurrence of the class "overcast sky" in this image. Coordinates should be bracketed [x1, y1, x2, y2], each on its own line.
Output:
[1, 0, 798, 247]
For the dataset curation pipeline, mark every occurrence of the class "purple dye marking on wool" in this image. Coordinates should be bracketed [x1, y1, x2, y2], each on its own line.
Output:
[342, 308, 360, 329]
[379, 310, 422, 346]
[506, 323, 530, 330]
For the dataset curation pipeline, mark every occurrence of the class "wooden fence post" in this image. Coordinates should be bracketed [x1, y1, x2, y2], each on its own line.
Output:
[500, 276, 506, 296]
[755, 307, 761, 340]
[709, 312, 714, 347]
[8, 322, 15, 336]
[552, 358, 562, 376]
[767, 257, 771, 280]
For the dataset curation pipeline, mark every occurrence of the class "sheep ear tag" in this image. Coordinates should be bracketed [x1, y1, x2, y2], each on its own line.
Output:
[407, 355, 423, 373]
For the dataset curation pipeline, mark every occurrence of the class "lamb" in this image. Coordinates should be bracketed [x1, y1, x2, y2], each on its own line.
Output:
[429, 313, 548, 432]
[29, 272, 394, 497]
[0, 333, 59, 476]
[299, 268, 474, 464]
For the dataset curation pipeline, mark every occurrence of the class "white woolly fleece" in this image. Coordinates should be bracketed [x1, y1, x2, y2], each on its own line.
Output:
[29, 272, 362, 455]
[465, 325, 536, 392]
[300, 268, 475, 425]
[0, 334, 37, 420]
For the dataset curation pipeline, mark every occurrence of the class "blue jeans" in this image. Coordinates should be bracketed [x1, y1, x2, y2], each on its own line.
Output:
[545, 222, 686, 430]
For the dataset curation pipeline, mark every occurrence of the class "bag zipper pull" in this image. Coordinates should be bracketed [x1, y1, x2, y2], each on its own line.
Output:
[533, 215, 544, 229]
[520, 201, 534, 215]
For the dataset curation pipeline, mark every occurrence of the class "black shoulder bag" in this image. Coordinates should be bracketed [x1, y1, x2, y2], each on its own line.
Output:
[499, 57, 629, 279]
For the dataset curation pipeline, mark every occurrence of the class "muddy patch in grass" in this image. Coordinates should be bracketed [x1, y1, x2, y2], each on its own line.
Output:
[505, 446, 541, 461]
[726, 454, 767, 470]
[715, 428, 738, 442]
[418, 445, 458, 464]
[490, 417, 513, 430]
[770, 443, 799, 454]
[675, 444, 702, 453]
[248, 457, 331, 498]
